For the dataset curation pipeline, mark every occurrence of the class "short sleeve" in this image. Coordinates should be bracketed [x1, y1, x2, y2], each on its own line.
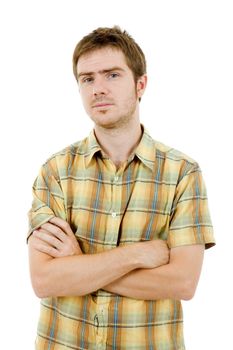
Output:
[27, 160, 67, 241]
[167, 163, 215, 249]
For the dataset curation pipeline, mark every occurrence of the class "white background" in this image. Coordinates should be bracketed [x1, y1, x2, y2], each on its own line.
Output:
[0, 0, 232, 349]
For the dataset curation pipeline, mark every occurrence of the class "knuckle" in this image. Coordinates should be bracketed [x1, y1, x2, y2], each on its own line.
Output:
[52, 237, 59, 246]
[56, 250, 62, 258]
[54, 227, 62, 236]
[47, 246, 53, 255]
[67, 240, 72, 247]
[54, 227, 59, 234]
[64, 248, 70, 255]
[64, 244, 70, 252]
[64, 222, 70, 230]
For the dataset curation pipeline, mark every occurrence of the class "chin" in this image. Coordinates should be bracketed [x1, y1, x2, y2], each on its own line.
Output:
[90, 113, 118, 127]
[95, 121, 118, 129]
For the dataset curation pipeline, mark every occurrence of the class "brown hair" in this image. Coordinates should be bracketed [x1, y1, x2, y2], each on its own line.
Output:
[72, 26, 147, 84]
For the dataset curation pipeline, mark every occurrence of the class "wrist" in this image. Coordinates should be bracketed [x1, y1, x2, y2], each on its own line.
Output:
[119, 244, 141, 269]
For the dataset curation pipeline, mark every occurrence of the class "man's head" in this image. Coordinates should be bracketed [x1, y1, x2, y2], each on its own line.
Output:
[72, 27, 147, 130]
[73, 26, 147, 88]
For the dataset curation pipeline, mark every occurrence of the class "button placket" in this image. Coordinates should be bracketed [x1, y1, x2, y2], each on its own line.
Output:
[108, 172, 121, 245]
[111, 173, 119, 219]
[94, 301, 108, 348]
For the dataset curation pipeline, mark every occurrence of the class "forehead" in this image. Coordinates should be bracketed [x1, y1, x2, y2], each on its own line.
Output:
[77, 47, 129, 74]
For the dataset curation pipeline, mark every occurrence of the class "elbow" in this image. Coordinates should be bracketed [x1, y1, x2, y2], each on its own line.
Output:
[34, 287, 49, 299]
[179, 279, 197, 301]
[31, 274, 87, 298]
[31, 275, 51, 298]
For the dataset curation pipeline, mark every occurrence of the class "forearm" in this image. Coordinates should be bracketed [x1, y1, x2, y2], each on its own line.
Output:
[103, 244, 204, 301]
[33, 245, 139, 298]
[103, 264, 190, 301]
[29, 223, 171, 299]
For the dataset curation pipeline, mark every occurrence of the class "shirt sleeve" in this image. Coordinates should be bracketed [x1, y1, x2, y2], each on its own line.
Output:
[167, 162, 215, 249]
[27, 160, 67, 241]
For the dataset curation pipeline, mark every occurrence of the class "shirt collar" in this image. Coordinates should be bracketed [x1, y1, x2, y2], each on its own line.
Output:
[85, 126, 155, 171]
[84, 130, 102, 167]
[134, 126, 155, 171]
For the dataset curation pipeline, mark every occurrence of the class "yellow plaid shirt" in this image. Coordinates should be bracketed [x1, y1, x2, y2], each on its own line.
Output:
[28, 126, 215, 350]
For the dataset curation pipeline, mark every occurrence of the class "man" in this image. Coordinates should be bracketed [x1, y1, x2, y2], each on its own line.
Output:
[27, 26, 215, 350]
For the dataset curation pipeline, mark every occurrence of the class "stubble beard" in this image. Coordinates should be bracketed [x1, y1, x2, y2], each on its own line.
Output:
[91, 90, 138, 132]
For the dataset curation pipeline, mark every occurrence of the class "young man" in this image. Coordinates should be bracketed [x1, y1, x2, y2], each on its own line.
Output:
[27, 26, 215, 350]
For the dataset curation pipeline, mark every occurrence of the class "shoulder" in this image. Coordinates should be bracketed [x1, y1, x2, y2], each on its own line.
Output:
[154, 139, 197, 165]
[148, 134, 201, 181]
[40, 136, 89, 177]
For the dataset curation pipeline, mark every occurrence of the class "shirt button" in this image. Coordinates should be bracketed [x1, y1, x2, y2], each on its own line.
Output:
[112, 212, 117, 218]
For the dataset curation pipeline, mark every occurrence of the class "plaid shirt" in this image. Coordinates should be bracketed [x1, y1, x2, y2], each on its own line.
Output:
[28, 126, 215, 350]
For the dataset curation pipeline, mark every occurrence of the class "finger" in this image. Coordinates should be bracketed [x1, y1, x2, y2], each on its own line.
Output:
[49, 217, 74, 237]
[40, 222, 68, 242]
[30, 235, 61, 258]
[34, 241, 61, 258]
[33, 229, 63, 250]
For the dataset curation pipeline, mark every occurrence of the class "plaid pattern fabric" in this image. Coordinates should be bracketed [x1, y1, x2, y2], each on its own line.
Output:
[28, 127, 215, 350]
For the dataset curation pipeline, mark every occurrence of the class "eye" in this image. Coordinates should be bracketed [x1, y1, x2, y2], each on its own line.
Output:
[108, 72, 119, 79]
[82, 77, 94, 84]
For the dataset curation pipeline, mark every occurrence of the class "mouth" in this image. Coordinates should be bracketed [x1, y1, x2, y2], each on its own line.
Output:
[92, 103, 113, 108]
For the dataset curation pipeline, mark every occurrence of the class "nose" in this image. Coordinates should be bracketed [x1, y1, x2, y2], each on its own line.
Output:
[92, 76, 108, 97]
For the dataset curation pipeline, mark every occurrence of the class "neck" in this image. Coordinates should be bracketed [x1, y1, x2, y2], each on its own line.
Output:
[94, 120, 142, 167]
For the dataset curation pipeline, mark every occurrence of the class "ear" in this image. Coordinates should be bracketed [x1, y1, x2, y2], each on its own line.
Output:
[136, 74, 147, 99]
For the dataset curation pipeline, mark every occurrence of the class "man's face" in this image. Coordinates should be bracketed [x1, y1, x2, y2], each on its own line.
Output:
[77, 47, 146, 129]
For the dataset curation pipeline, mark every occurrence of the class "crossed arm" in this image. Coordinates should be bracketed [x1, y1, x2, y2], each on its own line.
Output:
[103, 245, 204, 300]
[28, 217, 204, 300]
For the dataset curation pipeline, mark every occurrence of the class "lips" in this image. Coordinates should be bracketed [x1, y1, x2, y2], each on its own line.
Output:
[92, 102, 113, 108]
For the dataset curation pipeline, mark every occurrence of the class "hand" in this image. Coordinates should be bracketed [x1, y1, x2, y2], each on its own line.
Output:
[133, 239, 170, 269]
[32, 217, 82, 258]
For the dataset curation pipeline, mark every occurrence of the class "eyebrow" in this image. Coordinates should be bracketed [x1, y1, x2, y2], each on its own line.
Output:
[77, 66, 125, 80]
